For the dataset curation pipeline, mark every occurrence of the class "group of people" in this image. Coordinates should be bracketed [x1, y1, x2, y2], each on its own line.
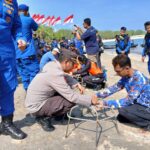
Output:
[0, 0, 150, 141]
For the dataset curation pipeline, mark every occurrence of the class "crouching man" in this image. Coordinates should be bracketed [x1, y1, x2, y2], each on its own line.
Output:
[25, 53, 98, 132]
[97, 54, 150, 130]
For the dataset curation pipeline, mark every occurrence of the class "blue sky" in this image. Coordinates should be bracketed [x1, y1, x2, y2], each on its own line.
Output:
[18, 0, 149, 31]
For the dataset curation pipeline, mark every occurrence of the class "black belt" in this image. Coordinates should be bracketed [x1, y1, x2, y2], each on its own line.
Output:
[17, 55, 36, 61]
[27, 55, 36, 60]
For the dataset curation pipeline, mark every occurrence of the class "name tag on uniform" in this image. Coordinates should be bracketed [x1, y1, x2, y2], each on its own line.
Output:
[3, 1, 14, 11]
[5, 0, 13, 5]
[3, 1, 14, 23]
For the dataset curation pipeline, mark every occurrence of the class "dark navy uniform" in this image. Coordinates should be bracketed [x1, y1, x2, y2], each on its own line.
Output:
[16, 4, 39, 90]
[115, 34, 131, 55]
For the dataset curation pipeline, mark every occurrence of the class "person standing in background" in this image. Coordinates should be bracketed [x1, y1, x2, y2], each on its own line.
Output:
[142, 21, 150, 74]
[16, 4, 39, 91]
[115, 27, 131, 55]
[75, 18, 100, 67]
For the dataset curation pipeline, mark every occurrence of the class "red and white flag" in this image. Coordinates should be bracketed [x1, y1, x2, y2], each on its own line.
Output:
[32, 14, 37, 19]
[48, 16, 55, 26]
[41, 16, 51, 25]
[32, 14, 40, 21]
[52, 16, 61, 26]
[64, 14, 74, 24]
[36, 15, 45, 24]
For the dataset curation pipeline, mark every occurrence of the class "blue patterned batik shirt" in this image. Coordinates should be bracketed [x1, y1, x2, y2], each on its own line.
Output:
[97, 70, 150, 109]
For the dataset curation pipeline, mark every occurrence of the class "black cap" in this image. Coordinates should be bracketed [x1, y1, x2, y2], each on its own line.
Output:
[69, 42, 75, 47]
[121, 27, 127, 31]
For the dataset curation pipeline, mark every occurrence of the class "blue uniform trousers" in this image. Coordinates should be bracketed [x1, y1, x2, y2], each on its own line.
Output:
[16, 56, 39, 90]
[0, 57, 17, 116]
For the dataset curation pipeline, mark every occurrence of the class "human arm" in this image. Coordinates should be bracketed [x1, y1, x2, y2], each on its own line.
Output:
[96, 79, 125, 98]
[11, 0, 26, 50]
[100, 72, 146, 108]
[116, 42, 122, 54]
[31, 19, 38, 31]
[73, 60, 91, 75]
[142, 45, 147, 62]
[124, 40, 131, 53]
[48, 70, 96, 107]
[64, 74, 85, 94]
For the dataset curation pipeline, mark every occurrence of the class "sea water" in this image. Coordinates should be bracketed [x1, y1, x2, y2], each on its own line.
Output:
[104, 38, 144, 55]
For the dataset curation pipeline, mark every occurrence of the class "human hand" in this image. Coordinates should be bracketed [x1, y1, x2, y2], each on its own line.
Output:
[72, 30, 77, 34]
[142, 56, 145, 62]
[121, 51, 125, 54]
[18, 39, 26, 51]
[99, 100, 104, 108]
[77, 83, 85, 94]
[91, 95, 99, 105]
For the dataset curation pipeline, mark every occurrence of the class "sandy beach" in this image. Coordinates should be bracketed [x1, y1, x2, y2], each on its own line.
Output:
[0, 51, 149, 150]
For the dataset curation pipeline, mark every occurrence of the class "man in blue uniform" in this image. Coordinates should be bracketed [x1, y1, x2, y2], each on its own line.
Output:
[142, 21, 150, 74]
[75, 18, 100, 67]
[115, 27, 131, 55]
[16, 4, 39, 91]
[40, 48, 60, 70]
[0, 0, 27, 139]
[72, 31, 84, 55]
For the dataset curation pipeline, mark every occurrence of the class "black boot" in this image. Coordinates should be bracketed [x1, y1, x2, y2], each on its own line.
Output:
[54, 114, 69, 121]
[36, 116, 55, 132]
[0, 115, 27, 140]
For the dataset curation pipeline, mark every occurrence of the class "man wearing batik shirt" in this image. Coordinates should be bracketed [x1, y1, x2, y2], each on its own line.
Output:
[97, 54, 150, 130]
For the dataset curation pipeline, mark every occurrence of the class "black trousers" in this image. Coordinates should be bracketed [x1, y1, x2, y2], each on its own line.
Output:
[118, 104, 150, 128]
[33, 94, 75, 117]
[96, 51, 102, 68]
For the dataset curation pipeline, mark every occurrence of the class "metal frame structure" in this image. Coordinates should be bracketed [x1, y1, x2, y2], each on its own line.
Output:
[65, 105, 120, 147]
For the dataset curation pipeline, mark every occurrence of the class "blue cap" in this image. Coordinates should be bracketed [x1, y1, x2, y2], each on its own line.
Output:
[18, 4, 29, 11]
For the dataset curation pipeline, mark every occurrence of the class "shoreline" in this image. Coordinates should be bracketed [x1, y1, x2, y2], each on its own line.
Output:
[103, 35, 144, 43]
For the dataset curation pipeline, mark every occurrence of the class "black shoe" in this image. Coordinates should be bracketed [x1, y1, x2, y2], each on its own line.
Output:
[36, 116, 55, 132]
[145, 125, 150, 131]
[54, 114, 68, 121]
[117, 114, 131, 123]
[0, 115, 27, 140]
[93, 85, 102, 91]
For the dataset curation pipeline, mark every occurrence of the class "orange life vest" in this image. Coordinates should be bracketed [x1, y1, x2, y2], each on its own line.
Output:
[88, 62, 103, 75]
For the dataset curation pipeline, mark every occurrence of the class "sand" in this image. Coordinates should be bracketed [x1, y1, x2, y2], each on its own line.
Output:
[0, 51, 150, 150]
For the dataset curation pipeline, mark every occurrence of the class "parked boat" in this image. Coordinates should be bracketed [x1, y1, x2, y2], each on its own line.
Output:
[103, 45, 115, 49]
[131, 43, 138, 48]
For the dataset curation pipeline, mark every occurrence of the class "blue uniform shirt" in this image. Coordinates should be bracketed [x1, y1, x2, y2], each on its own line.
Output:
[16, 13, 38, 59]
[51, 40, 58, 49]
[0, 0, 23, 58]
[72, 37, 84, 55]
[81, 26, 99, 55]
[40, 51, 56, 70]
[97, 70, 150, 109]
[116, 35, 131, 54]
[142, 34, 150, 57]
[0, 0, 23, 94]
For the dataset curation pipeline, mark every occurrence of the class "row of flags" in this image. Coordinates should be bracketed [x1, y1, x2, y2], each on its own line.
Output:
[32, 14, 74, 26]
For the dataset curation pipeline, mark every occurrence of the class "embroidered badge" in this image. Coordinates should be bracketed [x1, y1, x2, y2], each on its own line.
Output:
[5, 0, 13, 5]
[6, 16, 11, 23]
